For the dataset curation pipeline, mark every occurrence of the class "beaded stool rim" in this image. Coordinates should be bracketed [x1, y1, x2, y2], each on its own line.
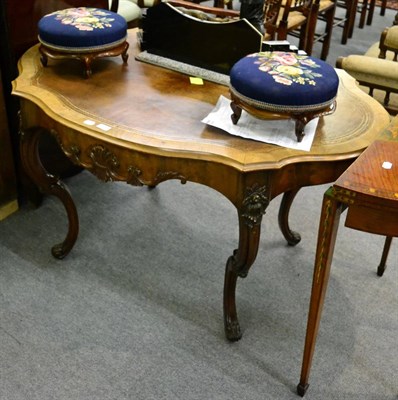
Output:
[230, 85, 337, 114]
[38, 36, 128, 54]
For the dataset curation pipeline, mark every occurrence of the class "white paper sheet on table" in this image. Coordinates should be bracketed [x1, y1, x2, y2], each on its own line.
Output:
[202, 95, 318, 152]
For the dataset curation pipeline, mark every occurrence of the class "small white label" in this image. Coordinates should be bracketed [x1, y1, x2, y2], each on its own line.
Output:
[96, 123, 111, 131]
[382, 161, 393, 170]
[83, 119, 96, 126]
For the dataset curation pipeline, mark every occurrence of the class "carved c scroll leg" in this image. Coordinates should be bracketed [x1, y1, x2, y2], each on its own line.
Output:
[294, 119, 306, 142]
[278, 189, 301, 246]
[81, 56, 93, 79]
[297, 187, 343, 397]
[224, 183, 269, 341]
[20, 127, 79, 259]
[230, 101, 242, 125]
[122, 45, 129, 64]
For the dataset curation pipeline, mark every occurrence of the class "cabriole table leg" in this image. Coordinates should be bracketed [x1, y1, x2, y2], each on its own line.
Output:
[278, 189, 302, 246]
[224, 182, 269, 341]
[20, 126, 79, 259]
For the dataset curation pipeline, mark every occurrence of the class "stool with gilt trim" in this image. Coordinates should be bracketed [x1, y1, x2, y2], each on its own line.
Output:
[38, 7, 129, 78]
[229, 52, 339, 142]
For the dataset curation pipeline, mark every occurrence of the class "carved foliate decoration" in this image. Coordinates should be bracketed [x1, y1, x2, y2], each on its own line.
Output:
[126, 166, 143, 186]
[50, 130, 188, 185]
[241, 184, 269, 228]
[68, 145, 81, 163]
[88, 144, 120, 182]
[53, 130, 82, 164]
[127, 166, 187, 187]
[53, 132, 120, 181]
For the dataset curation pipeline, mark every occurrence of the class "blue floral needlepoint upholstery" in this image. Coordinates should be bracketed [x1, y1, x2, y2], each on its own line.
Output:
[230, 52, 339, 113]
[38, 7, 127, 53]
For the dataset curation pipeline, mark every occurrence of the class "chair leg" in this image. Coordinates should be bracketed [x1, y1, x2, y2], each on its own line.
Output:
[358, 0, 368, 28]
[303, 24, 315, 55]
[377, 236, 393, 277]
[214, 0, 234, 8]
[380, 0, 387, 16]
[348, 0, 358, 38]
[320, 5, 336, 60]
[341, 0, 358, 44]
[366, 0, 376, 25]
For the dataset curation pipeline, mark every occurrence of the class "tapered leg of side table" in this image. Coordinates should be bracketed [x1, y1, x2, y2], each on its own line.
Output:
[224, 183, 269, 341]
[20, 127, 79, 259]
[297, 187, 344, 396]
[377, 236, 393, 277]
[278, 189, 302, 245]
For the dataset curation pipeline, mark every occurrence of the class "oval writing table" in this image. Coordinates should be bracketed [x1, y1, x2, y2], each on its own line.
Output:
[12, 29, 390, 343]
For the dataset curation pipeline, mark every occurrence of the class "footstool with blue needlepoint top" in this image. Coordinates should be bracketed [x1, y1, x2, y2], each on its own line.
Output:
[229, 52, 339, 142]
[38, 7, 129, 78]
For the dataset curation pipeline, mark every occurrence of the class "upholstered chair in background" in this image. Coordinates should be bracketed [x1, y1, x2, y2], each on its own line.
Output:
[336, 25, 398, 114]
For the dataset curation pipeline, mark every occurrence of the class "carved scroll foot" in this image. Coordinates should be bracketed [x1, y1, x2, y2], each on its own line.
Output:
[285, 230, 301, 246]
[20, 127, 79, 259]
[278, 189, 301, 246]
[52, 242, 72, 260]
[225, 319, 242, 342]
